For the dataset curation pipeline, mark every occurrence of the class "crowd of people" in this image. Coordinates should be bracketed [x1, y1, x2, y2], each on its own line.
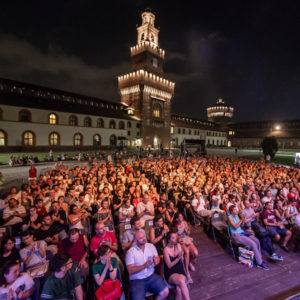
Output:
[0, 154, 299, 299]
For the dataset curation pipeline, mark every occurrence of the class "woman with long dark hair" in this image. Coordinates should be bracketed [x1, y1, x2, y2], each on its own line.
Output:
[0, 236, 20, 266]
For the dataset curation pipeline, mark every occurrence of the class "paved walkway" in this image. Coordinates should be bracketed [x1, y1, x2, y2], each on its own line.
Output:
[189, 227, 300, 300]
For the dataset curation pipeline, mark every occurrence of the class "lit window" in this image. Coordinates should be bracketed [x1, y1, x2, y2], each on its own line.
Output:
[170, 127, 174, 134]
[0, 130, 6, 146]
[74, 133, 83, 146]
[49, 113, 57, 125]
[49, 132, 59, 146]
[23, 131, 34, 146]
[109, 120, 116, 129]
[152, 57, 158, 67]
[97, 118, 104, 128]
[93, 134, 101, 146]
[153, 104, 162, 118]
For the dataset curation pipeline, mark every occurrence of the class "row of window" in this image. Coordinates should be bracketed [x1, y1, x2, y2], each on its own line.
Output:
[0, 130, 119, 147]
[11, 109, 139, 129]
[176, 128, 226, 137]
[207, 139, 227, 146]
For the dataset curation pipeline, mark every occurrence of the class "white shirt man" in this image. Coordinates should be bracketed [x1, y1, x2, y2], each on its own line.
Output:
[136, 195, 154, 225]
[192, 192, 212, 217]
[126, 231, 168, 300]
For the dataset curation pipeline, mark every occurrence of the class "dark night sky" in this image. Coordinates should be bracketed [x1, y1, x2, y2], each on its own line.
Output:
[0, 0, 299, 122]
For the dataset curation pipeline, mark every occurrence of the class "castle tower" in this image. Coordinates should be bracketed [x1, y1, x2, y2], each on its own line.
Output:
[207, 98, 234, 124]
[118, 9, 175, 149]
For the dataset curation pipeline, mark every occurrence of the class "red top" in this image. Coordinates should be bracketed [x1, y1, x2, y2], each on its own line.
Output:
[262, 209, 276, 224]
[58, 234, 86, 262]
[90, 231, 117, 252]
[29, 167, 37, 178]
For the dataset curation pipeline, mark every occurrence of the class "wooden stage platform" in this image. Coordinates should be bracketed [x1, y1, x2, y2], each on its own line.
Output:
[188, 227, 300, 300]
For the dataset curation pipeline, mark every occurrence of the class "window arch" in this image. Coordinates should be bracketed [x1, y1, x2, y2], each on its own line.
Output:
[153, 103, 162, 118]
[74, 133, 83, 146]
[0, 130, 7, 146]
[141, 33, 145, 41]
[19, 109, 31, 122]
[69, 115, 78, 126]
[110, 135, 117, 146]
[127, 121, 131, 129]
[49, 132, 60, 146]
[84, 117, 92, 127]
[97, 118, 104, 128]
[109, 120, 116, 129]
[119, 121, 125, 129]
[49, 113, 57, 125]
[23, 131, 35, 146]
[93, 134, 101, 146]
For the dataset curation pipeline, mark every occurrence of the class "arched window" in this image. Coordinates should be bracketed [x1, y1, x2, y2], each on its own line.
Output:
[48, 113, 57, 125]
[119, 121, 125, 129]
[93, 134, 101, 146]
[110, 135, 117, 146]
[127, 121, 131, 129]
[69, 115, 78, 126]
[49, 132, 60, 146]
[84, 117, 92, 127]
[153, 104, 162, 118]
[188, 129, 191, 135]
[178, 128, 181, 134]
[19, 109, 31, 122]
[109, 120, 116, 129]
[182, 129, 185, 134]
[74, 133, 83, 146]
[151, 34, 155, 43]
[0, 130, 7, 146]
[97, 118, 104, 128]
[141, 33, 145, 41]
[23, 131, 35, 146]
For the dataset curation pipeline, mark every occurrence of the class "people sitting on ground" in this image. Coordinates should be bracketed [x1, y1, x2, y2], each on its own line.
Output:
[41, 253, 83, 300]
[126, 231, 169, 300]
[262, 201, 292, 252]
[164, 232, 191, 300]
[0, 260, 35, 300]
[228, 205, 269, 270]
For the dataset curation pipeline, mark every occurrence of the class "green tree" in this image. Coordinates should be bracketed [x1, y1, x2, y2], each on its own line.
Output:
[261, 136, 278, 160]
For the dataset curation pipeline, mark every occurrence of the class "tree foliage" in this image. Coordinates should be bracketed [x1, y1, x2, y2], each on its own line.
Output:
[261, 136, 278, 160]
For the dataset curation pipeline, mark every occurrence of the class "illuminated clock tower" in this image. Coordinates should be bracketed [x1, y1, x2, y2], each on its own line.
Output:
[118, 9, 175, 149]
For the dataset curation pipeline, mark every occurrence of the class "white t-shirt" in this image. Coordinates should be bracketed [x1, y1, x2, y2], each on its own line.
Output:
[0, 273, 34, 299]
[119, 205, 134, 223]
[20, 240, 47, 268]
[3, 205, 26, 226]
[126, 243, 158, 280]
[192, 197, 205, 213]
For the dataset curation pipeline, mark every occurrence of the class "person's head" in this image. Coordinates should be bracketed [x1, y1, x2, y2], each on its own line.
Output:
[69, 228, 80, 244]
[154, 215, 164, 228]
[130, 216, 141, 230]
[134, 231, 146, 247]
[1, 236, 15, 254]
[95, 221, 106, 237]
[102, 199, 109, 209]
[42, 213, 52, 226]
[21, 230, 34, 246]
[97, 245, 110, 260]
[29, 206, 37, 216]
[52, 253, 73, 273]
[0, 260, 20, 285]
[124, 199, 131, 207]
[265, 201, 273, 211]
[143, 194, 150, 204]
[244, 199, 250, 209]
[35, 198, 44, 208]
[166, 232, 178, 246]
[69, 204, 78, 215]
[8, 198, 18, 208]
[176, 212, 184, 223]
[10, 187, 17, 194]
[229, 205, 238, 216]
[51, 201, 60, 212]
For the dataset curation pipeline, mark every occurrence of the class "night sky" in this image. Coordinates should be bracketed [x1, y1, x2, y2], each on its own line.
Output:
[0, 0, 299, 122]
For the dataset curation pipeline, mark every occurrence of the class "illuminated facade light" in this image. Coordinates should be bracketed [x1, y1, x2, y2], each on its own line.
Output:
[120, 85, 140, 96]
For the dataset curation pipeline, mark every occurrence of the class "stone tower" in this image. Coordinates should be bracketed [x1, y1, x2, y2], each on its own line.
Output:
[118, 9, 175, 149]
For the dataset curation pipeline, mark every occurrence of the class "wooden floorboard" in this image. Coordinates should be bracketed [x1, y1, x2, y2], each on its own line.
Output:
[188, 226, 300, 300]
